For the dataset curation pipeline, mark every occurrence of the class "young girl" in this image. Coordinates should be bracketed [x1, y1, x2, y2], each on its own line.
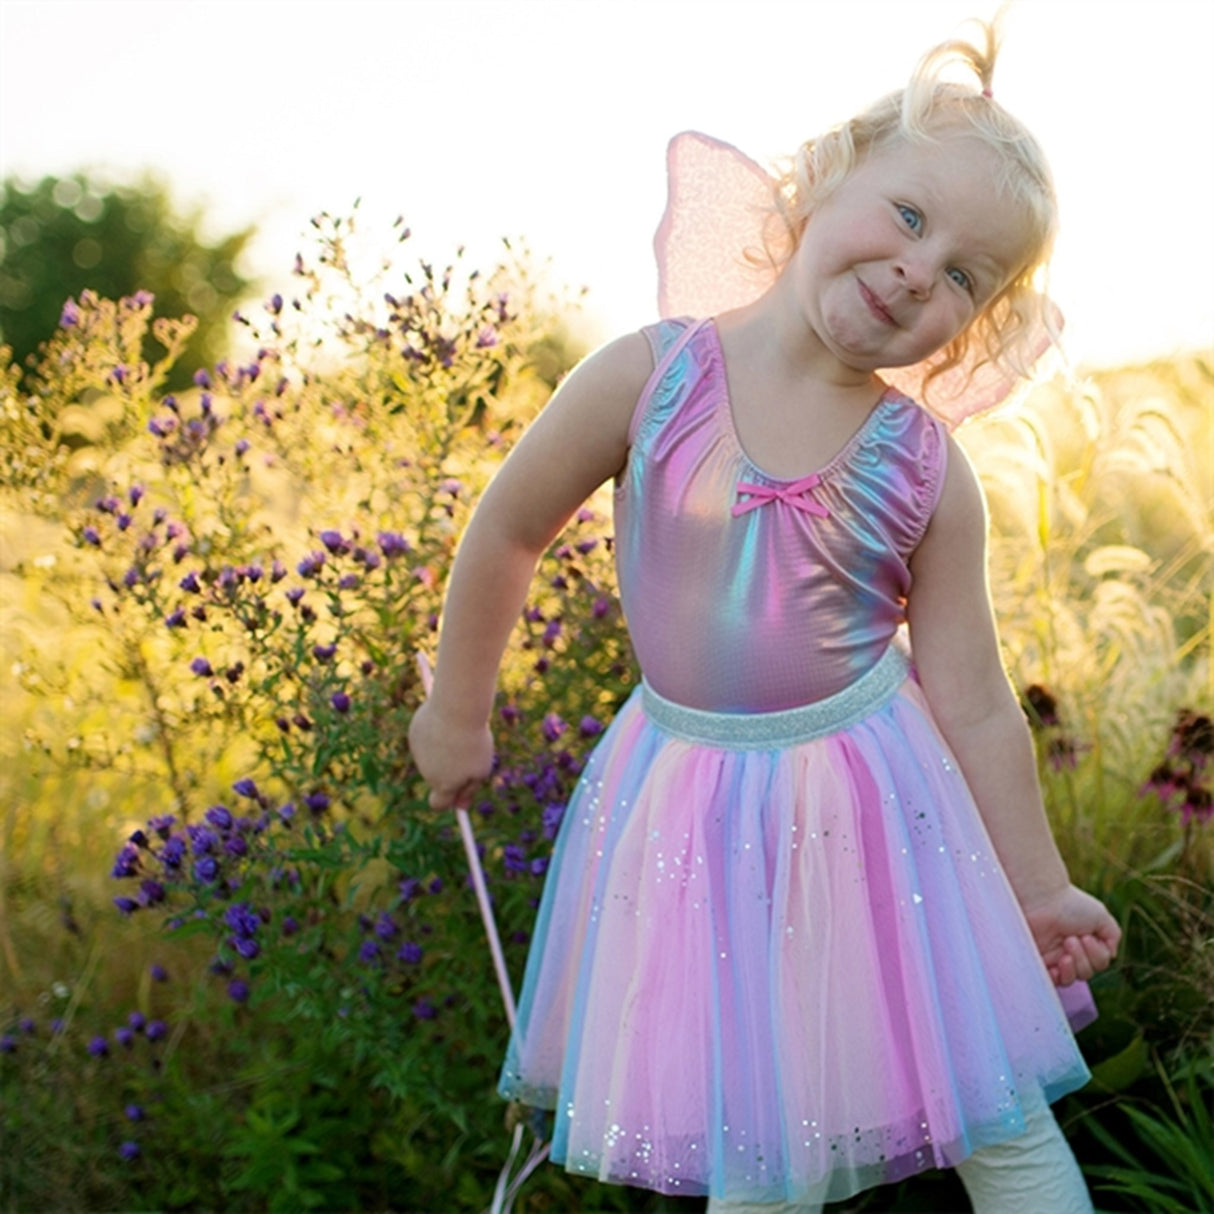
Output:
[409, 20, 1121, 1213]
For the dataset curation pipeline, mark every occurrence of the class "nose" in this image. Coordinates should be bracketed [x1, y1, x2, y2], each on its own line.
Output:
[894, 253, 934, 298]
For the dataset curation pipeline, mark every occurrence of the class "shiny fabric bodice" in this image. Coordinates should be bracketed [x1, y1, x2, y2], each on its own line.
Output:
[613, 318, 948, 713]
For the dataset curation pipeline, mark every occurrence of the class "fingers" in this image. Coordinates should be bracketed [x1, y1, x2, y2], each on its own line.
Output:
[428, 782, 474, 812]
[1050, 933, 1118, 987]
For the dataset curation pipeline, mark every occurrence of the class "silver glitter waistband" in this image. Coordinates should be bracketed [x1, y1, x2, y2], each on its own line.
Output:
[641, 645, 911, 749]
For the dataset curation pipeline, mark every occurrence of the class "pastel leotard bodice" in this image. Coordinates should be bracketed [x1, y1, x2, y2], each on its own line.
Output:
[613, 318, 949, 713]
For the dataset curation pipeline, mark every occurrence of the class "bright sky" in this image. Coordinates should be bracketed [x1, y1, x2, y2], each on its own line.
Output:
[2, 0, 1212, 370]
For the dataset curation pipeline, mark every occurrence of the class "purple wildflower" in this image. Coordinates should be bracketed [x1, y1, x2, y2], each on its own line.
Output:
[145, 1020, 167, 1041]
[190, 657, 213, 677]
[82, 526, 101, 547]
[139, 879, 165, 906]
[60, 298, 80, 327]
[412, 999, 437, 1021]
[193, 856, 220, 883]
[205, 804, 234, 831]
[376, 531, 410, 558]
[398, 941, 423, 964]
[319, 529, 349, 554]
[119, 1141, 141, 1161]
[232, 937, 260, 960]
[115, 1026, 135, 1049]
[87, 1035, 109, 1058]
[542, 714, 567, 743]
[228, 979, 250, 1003]
[579, 716, 604, 738]
[125, 1104, 146, 1121]
[330, 691, 351, 713]
[150, 964, 169, 983]
[111, 843, 140, 878]
[304, 791, 330, 813]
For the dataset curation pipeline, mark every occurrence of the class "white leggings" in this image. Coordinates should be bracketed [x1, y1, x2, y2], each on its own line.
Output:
[704, 1104, 1092, 1214]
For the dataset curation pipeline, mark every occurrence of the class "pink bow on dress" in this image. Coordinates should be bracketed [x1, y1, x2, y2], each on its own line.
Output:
[733, 473, 830, 518]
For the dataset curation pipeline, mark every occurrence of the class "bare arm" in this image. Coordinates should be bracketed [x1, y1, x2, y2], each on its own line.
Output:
[908, 437, 1120, 984]
[408, 331, 653, 809]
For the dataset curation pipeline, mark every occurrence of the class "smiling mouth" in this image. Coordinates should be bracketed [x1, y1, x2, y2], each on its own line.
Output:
[858, 279, 897, 326]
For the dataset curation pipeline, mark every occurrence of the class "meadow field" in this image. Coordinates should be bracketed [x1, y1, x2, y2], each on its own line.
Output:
[1, 224, 1210, 1211]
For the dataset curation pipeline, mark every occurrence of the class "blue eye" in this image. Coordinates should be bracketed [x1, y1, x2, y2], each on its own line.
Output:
[947, 267, 973, 292]
[896, 204, 922, 233]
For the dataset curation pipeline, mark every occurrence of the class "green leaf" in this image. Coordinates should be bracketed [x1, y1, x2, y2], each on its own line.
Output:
[1088, 1032, 1149, 1092]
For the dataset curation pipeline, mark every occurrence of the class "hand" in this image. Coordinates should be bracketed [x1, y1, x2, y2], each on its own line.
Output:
[1022, 884, 1122, 987]
[407, 698, 494, 811]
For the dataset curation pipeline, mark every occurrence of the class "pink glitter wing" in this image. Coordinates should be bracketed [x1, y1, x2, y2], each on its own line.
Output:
[654, 131, 779, 320]
[654, 130, 1061, 429]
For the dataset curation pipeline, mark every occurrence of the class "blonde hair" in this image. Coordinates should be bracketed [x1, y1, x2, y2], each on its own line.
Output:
[763, 18, 1058, 396]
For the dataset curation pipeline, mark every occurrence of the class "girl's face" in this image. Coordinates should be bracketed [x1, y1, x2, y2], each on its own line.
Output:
[786, 133, 1032, 377]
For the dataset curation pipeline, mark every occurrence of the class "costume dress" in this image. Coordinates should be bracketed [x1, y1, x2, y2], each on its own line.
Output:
[498, 317, 1092, 1203]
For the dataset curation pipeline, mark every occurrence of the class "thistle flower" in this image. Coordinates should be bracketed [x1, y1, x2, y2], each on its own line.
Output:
[330, 691, 351, 713]
[87, 1035, 109, 1058]
[228, 979, 250, 1003]
[232, 778, 259, 800]
[398, 941, 423, 964]
[189, 657, 214, 678]
[125, 1104, 146, 1122]
[118, 1141, 141, 1161]
[145, 1020, 167, 1041]
[128, 1011, 147, 1031]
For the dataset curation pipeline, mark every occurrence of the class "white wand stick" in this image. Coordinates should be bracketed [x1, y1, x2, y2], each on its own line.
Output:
[415, 652, 517, 1029]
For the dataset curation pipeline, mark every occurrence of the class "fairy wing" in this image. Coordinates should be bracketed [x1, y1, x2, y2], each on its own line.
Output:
[655, 131, 780, 321]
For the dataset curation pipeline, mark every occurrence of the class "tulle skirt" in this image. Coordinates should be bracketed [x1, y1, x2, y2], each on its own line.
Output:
[499, 648, 1092, 1203]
